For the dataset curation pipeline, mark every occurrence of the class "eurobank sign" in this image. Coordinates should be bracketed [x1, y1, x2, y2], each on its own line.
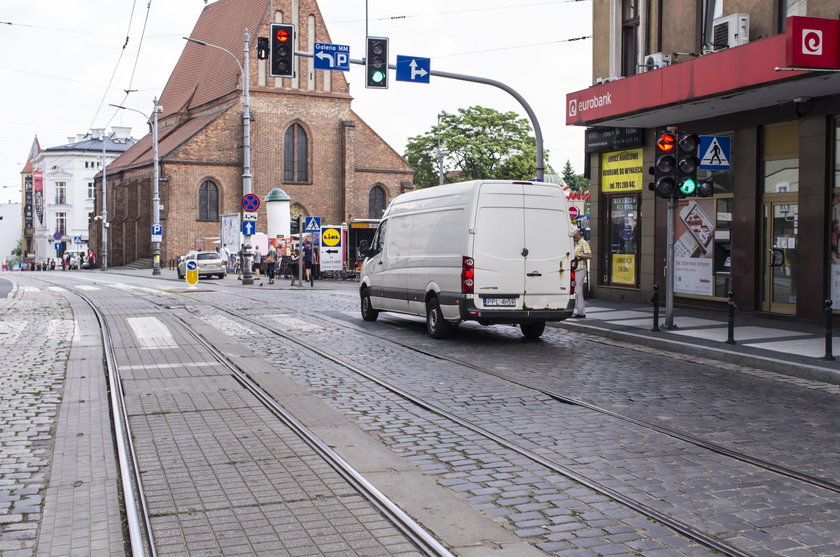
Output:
[567, 92, 612, 120]
[565, 16, 840, 127]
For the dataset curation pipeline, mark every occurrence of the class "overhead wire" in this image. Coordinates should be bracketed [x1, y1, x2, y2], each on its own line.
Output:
[330, 0, 590, 24]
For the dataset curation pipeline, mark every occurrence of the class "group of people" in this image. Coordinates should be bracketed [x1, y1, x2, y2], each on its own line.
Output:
[19, 250, 96, 272]
[218, 236, 317, 286]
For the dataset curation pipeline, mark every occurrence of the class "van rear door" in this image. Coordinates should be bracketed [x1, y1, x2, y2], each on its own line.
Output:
[522, 184, 571, 310]
[473, 183, 526, 307]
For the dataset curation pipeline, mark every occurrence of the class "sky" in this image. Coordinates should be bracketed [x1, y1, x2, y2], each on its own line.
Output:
[0, 0, 593, 204]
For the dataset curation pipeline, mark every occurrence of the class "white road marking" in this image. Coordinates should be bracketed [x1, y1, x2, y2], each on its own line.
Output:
[127, 317, 179, 349]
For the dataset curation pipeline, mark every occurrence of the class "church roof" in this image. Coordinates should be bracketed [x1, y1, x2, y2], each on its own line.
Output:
[158, 0, 269, 120]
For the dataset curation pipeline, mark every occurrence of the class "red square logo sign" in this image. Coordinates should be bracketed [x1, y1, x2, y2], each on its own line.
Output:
[786, 16, 840, 69]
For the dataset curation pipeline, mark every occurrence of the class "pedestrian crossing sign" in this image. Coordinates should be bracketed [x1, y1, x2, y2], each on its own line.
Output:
[699, 136, 731, 170]
[304, 216, 321, 232]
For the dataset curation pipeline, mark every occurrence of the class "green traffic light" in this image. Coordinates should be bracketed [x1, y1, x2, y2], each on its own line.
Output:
[679, 178, 697, 195]
[371, 70, 385, 83]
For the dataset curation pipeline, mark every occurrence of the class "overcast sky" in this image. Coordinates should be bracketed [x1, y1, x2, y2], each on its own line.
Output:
[0, 0, 592, 203]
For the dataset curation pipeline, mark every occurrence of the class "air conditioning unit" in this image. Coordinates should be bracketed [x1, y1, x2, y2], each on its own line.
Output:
[713, 13, 749, 51]
[644, 52, 673, 71]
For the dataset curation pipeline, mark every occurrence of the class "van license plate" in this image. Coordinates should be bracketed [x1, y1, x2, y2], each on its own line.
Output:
[484, 297, 516, 307]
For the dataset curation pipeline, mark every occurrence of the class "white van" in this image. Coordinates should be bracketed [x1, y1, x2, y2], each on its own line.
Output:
[359, 180, 577, 339]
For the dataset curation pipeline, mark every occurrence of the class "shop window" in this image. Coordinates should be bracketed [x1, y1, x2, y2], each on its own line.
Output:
[284, 123, 309, 182]
[602, 195, 639, 286]
[198, 180, 219, 221]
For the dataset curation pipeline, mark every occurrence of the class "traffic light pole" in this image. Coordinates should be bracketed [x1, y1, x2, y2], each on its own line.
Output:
[294, 51, 545, 181]
[665, 196, 677, 329]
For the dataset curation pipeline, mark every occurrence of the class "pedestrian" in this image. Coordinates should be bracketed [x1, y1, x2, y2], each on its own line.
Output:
[289, 248, 300, 286]
[219, 244, 230, 271]
[50, 259, 55, 271]
[571, 228, 592, 318]
[69, 253, 77, 270]
[252, 246, 262, 279]
[265, 244, 277, 284]
[87, 250, 95, 269]
[302, 236, 314, 286]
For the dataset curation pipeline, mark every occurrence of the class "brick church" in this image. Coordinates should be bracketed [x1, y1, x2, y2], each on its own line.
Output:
[93, 0, 413, 266]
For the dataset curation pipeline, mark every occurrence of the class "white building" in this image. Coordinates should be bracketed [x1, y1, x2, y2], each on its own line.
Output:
[33, 128, 136, 263]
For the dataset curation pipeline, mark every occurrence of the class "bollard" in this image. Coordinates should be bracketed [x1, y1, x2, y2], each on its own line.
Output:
[651, 284, 660, 332]
[824, 299, 835, 361]
[725, 290, 736, 345]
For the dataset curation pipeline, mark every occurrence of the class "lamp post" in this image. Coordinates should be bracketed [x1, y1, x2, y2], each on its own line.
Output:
[184, 30, 254, 285]
[101, 133, 109, 270]
[109, 99, 163, 275]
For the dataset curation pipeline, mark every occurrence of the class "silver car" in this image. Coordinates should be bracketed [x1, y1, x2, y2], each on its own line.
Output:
[177, 250, 226, 279]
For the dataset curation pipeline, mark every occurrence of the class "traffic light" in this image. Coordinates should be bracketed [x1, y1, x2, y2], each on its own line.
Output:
[676, 133, 700, 197]
[257, 37, 269, 60]
[270, 24, 295, 78]
[653, 131, 677, 198]
[365, 37, 389, 89]
[696, 180, 714, 197]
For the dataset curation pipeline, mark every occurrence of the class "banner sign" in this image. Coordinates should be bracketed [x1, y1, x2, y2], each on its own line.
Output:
[34, 171, 44, 225]
[600, 149, 644, 192]
[24, 176, 33, 229]
[786, 16, 840, 69]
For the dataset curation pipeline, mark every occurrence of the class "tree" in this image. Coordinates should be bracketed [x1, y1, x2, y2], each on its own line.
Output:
[561, 159, 589, 191]
[404, 106, 549, 188]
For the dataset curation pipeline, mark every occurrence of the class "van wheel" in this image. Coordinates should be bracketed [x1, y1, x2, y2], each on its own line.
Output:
[426, 297, 453, 339]
[361, 288, 379, 321]
[177, 270, 184, 279]
[520, 321, 546, 339]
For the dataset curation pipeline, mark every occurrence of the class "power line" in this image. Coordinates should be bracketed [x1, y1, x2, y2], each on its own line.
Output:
[330, 0, 590, 24]
[435, 35, 591, 59]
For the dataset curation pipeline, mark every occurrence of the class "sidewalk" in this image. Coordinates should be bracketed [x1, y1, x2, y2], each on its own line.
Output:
[554, 298, 840, 386]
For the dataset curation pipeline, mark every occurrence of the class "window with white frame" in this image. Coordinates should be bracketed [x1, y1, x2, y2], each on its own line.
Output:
[56, 212, 66, 235]
[88, 182, 95, 199]
[55, 182, 67, 205]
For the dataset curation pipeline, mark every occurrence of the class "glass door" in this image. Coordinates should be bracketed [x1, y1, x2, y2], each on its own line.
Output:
[761, 200, 798, 314]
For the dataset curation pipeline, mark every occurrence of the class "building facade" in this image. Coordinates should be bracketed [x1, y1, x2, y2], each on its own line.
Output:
[95, 0, 413, 267]
[31, 129, 136, 265]
[568, 0, 840, 322]
[0, 203, 22, 265]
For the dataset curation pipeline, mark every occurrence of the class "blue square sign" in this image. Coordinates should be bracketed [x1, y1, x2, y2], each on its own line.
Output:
[314, 43, 350, 71]
[396, 55, 430, 83]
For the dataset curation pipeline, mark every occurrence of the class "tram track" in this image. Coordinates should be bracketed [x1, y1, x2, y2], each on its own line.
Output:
[19, 274, 840, 556]
[156, 284, 840, 557]
[27, 276, 454, 557]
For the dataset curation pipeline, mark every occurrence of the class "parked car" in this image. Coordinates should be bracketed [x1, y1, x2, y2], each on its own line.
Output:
[177, 251, 226, 279]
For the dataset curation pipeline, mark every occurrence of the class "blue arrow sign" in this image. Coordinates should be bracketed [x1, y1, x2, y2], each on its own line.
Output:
[396, 55, 430, 83]
[186, 260, 198, 271]
[242, 221, 256, 235]
[304, 216, 321, 232]
[314, 42, 350, 71]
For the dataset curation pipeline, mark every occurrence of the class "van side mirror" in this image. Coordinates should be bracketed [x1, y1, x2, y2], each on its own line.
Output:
[358, 240, 371, 258]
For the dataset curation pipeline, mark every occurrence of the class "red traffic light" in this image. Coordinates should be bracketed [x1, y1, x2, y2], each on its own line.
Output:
[275, 28, 290, 42]
[656, 133, 676, 152]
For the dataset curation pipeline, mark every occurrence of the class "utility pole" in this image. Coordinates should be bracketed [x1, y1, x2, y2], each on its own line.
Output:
[101, 133, 108, 270]
[152, 98, 162, 275]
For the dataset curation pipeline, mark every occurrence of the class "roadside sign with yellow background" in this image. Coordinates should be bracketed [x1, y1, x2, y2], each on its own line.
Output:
[185, 260, 199, 286]
[601, 148, 644, 193]
[319, 226, 343, 272]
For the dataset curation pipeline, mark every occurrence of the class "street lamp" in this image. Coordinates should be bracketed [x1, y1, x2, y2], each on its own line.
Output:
[184, 30, 254, 285]
[101, 132, 109, 270]
[109, 99, 163, 275]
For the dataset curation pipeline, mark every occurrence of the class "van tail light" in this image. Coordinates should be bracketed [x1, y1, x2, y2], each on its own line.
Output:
[461, 256, 474, 294]
[570, 268, 576, 295]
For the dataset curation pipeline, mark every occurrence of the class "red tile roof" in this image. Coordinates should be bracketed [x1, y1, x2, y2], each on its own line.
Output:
[159, 0, 269, 120]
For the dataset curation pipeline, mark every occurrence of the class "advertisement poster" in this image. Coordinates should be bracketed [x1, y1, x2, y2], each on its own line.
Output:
[830, 193, 840, 306]
[600, 148, 644, 192]
[674, 199, 715, 296]
[220, 214, 240, 253]
[319, 226, 343, 272]
[33, 171, 44, 225]
[610, 254, 636, 284]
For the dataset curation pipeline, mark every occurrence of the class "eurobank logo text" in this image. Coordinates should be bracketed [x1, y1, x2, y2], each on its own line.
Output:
[569, 92, 612, 118]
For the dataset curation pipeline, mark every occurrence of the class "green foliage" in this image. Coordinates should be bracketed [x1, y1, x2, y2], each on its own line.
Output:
[404, 106, 549, 188]
[561, 159, 590, 191]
